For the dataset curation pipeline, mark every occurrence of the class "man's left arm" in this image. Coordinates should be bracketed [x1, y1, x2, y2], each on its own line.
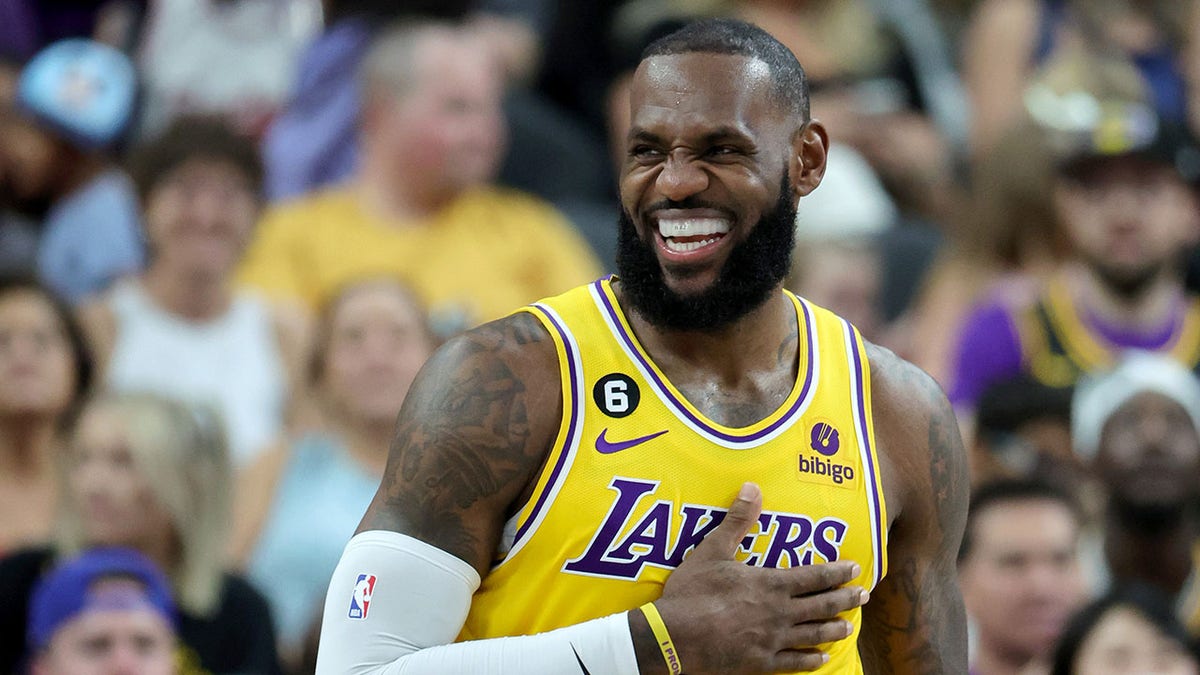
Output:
[859, 345, 969, 674]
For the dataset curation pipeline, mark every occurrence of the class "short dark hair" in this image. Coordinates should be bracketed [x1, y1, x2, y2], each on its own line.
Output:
[958, 478, 1081, 564]
[0, 274, 93, 423]
[1050, 584, 1200, 675]
[125, 115, 263, 204]
[641, 18, 809, 120]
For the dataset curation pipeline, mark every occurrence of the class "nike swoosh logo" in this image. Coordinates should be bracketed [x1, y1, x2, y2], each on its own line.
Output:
[595, 428, 669, 454]
[571, 644, 592, 675]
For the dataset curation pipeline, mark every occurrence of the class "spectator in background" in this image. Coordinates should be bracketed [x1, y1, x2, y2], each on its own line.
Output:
[25, 548, 178, 675]
[0, 276, 91, 553]
[231, 278, 435, 661]
[964, 0, 1200, 157]
[0, 392, 281, 675]
[786, 144, 897, 344]
[958, 479, 1090, 675]
[262, 3, 614, 266]
[1051, 585, 1200, 675]
[239, 20, 600, 339]
[948, 104, 1200, 424]
[0, 55, 41, 278]
[905, 115, 1063, 388]
[132, 0, 322, 139]
[260, 0, 473, 201]
[1073, 352, 1200, 626]
[971, 376, 1082, 493]
[0, 39, 143, 305]
[79, 117, 303, 467]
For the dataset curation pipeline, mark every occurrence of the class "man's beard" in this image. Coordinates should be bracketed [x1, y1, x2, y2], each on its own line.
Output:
[615, 176, 797, 332]
[1088, 256, 1168, 300]
[1110, 494, 1195, 535]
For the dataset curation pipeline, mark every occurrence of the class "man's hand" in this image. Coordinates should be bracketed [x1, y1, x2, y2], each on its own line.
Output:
[632, 483, 869, 674]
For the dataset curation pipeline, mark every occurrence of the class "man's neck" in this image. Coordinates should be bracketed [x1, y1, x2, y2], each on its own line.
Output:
[971, 641, 1043, 675]
[1071, 263, 1182, 329]
[618, 284, 797, 385]
[0, 416, 58, 478]
[1105, 499, 1197, 596]
[357, 165, 451, 224]
[325, 407, 392, 477]
[141, 264, 231, 322]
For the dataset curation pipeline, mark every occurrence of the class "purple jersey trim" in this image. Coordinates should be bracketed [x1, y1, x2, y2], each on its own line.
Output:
[846, 322, 885, 586]
[510, 304, 583, 548]
[592, 279, 815, 444]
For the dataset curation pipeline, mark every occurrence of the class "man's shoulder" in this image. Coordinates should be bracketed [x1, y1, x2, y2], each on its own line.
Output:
[436, 311, 562, 380]
[863, 340, 968, 534]
[865, 341, 956, 465]
[865, 342, 946, 413]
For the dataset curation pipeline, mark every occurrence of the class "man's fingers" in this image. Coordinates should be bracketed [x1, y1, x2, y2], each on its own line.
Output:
[786, 585, 869, 626]
[688, 482, 762, 562]
[781, 618, 855, 649]
[769, 649, 829, 673]
[785, 561, 861, 597]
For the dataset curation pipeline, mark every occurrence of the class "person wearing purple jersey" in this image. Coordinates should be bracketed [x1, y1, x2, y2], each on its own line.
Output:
[949, 107, 1200, 425]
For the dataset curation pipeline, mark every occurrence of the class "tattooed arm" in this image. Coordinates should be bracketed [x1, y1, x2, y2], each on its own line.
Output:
[858, 344, 970, 674]
[356, 311, 562, 571]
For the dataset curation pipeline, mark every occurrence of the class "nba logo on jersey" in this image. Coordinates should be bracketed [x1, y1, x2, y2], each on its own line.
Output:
[348, 573, 376, 620]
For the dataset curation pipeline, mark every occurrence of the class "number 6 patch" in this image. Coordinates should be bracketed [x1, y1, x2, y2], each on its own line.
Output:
[593, 373, 640, 418]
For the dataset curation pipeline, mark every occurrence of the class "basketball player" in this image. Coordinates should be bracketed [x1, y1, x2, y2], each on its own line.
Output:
[316, 19, 968, 674]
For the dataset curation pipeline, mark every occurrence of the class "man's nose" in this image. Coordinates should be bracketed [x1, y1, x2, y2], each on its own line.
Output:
[655, 152, 709, 202]
[105, 644, 143, 675]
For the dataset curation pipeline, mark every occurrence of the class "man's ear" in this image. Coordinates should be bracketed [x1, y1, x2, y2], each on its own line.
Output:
[789, 120, 829, 200]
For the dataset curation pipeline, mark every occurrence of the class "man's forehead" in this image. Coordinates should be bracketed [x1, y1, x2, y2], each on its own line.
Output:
[629, 53, 782, 134]
[974, 499, 1078, 540]
[632, 53, 773, 105]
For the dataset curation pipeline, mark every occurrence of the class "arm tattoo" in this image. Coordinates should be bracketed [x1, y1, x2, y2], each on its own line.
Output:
[358, 313, 556, 569]
[860, 352, 969, 674]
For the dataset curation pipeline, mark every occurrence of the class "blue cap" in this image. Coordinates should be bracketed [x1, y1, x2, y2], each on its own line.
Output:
[16, 39, 137, 150]
[28, 548, 177, 650]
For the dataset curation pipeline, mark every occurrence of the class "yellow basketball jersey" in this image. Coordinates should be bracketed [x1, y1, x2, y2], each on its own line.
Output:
[460, 278, 888, 673]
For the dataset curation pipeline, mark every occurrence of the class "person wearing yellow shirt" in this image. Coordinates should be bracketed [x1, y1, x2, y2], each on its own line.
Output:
[238, 20, 601, 337]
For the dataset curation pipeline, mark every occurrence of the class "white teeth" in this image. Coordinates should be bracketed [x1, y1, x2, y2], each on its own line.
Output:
[664, 237, 720, 253]
[658, 218, 731, 239]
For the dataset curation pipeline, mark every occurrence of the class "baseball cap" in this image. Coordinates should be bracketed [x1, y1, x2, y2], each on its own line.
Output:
[27, 548, 177, 650]
[16, 38, 137, 150]
[1071, 351, 1200, 459]
[1023, 52, 1200, 185]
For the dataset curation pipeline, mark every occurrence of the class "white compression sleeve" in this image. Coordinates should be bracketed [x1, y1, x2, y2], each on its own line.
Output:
[315, 531, 640, 675]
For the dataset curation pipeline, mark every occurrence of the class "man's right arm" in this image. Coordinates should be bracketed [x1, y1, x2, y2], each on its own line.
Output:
[315, 312, 867, 674]
[355, 310, 561, 572]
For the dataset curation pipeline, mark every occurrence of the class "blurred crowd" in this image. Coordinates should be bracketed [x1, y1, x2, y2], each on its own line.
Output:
[2, 0, 1200, 673]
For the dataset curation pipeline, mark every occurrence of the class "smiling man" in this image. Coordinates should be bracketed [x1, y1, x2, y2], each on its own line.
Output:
[316, 18, 968, 675]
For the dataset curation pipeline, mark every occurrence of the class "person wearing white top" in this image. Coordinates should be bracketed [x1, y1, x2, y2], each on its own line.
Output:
[80, 116, 306, 466]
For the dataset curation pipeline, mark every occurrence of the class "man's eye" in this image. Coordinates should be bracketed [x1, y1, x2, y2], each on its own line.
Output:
[630, 145, 662, 160]
[707, 145, 739, 157]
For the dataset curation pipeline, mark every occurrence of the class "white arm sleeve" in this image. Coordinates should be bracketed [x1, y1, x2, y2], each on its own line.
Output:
[315, 531, 641, 675]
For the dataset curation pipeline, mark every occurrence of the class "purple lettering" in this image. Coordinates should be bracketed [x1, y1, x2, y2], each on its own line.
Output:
[563, 477, 658, 577]
[812, 519, 849, 563]
[609, 501, 672, 562]
[563, 479, 853, 581]
[762, 515, 815, 567]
